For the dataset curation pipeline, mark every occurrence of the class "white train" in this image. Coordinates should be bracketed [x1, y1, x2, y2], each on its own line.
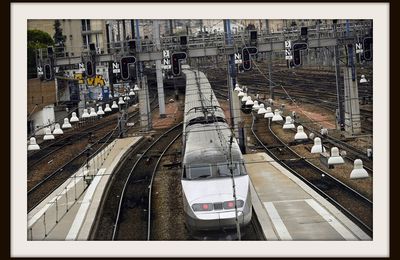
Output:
[181, 67, 252, 235]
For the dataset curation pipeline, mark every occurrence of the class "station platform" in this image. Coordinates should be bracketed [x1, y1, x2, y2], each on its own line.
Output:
[27, 136, 143, 240]
[245, 152, 371, 241]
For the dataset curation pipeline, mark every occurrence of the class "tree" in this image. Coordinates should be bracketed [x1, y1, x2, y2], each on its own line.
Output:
[27, 29, 54, 79]
[53, 20, 66, 47]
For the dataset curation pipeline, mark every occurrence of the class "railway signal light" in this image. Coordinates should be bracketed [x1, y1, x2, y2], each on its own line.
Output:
[292, 42, 308, 66]
[44, 63, 52, 80]
[47, 46, 54, 56]
[250, 30, 257, 41]
[249, 30, 257, 46]
[171, 52, 187, 76]
[85, 60, 95, 77]
[180, 36, 188, 45]
[363, 37, 373, 61]
[242, 47, 258, 70]
[301, 27, 308, 36]
[128, 40, 136, 52]
[120, 56, 136, 80]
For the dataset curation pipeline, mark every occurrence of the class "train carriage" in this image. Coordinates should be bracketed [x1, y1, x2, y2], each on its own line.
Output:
[181, 67, 252, 234]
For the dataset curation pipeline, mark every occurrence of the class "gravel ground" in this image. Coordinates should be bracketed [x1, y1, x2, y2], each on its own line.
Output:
[216, 99, 372, 203]
[270, 122, 372, 200]
[151, 140, 190, 240]
[27, 126, 116, 191]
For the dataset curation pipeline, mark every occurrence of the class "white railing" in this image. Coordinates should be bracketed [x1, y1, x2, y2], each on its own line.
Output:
[27, 138, 117, 240]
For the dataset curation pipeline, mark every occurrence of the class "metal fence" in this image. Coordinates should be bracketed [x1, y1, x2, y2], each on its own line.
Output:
[27, 137, 117, 240]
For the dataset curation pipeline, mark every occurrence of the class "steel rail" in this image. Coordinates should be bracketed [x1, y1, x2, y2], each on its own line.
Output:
[111, 122, 183, 240]
[250, 113, 373, 236]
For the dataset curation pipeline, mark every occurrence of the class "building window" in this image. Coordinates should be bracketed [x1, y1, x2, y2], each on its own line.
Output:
[95, 34, 99, 47]
[82, 35, 89, 49]
[81, 19, 91, 31]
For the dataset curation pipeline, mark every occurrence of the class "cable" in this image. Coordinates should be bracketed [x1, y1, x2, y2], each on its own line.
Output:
[232, 33, 372, 131]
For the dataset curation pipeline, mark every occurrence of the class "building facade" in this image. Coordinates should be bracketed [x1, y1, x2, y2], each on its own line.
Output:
[28, 19, 108, 57]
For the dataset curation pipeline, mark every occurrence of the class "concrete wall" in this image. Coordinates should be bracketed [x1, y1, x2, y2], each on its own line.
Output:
[31, 104, 55, 135]
[27, 78, 57, 113]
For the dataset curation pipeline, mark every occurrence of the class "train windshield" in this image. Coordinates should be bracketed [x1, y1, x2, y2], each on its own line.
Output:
[188, 164, 212, 179]
[217, 162, 246, 177]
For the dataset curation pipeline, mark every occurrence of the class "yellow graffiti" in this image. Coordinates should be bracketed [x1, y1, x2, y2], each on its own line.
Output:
[74, 73, 106, 87]
[74, 73, 85, 84]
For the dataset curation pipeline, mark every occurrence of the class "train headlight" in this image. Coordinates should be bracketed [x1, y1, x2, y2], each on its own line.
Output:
[192, 203, 213, 211]
[223, 200, 244, 209]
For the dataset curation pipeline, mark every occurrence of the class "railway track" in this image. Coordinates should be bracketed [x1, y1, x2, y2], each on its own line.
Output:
[27, 99, 122, 163]
[250, 113, 373, 237]
[28, 114, 119, 170]
[111, 123, 182, 240]
[27, 128, 118, 212]
[27, 94, 162, 212]
[214, 86, 372, 168]
[287, 121, 374, 171]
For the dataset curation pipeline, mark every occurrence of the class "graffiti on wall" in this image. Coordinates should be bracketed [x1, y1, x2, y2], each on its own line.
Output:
[74, 73, 106, 87]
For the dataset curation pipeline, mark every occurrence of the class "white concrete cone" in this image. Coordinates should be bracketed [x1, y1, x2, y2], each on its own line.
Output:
[70, 112, 79, 123]
[43, 128, 55, 140]
[245, 97, 254, 106]
[264, 107, 274, 118]
[89, 107, 98, 117]
[272, 109, 283, 122]
[28, 137, 40, 150]
[294, 125, 308, 140]
[360, 75, 368, 83]
[97, 106, 105, 115]
[283, 116, 295, 129]
[111, 101, 118, 109]
[234, 84, 241, 92]
[328, 147, 345, 165]
[82, 109, 90, 119]
[104, 104, 112, 112]
[62, 118, 72, 129]
[257, 104, 267, 114]
[118, 97, 125, 105]
[53, 123, 63, 135]
[311, 137, 326, 153]
[350, 159, 369, 179]
[252, 101, 260, 111]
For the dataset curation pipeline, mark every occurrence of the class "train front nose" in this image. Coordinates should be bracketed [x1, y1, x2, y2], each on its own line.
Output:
[186, 210, 245, 231]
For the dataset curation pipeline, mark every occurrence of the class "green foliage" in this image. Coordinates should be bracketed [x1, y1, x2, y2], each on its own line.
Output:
[27, 29, 54, 79]
[28, 29, 54, 47]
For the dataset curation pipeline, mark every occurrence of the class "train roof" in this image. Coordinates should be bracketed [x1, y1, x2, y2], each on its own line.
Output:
[183, 69, 226, 125]
[183, 122, 243, 165]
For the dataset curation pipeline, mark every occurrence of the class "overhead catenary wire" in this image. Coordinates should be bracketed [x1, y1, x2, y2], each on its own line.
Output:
[236, 34, 328, 130]
[185, 66, 243, 240]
